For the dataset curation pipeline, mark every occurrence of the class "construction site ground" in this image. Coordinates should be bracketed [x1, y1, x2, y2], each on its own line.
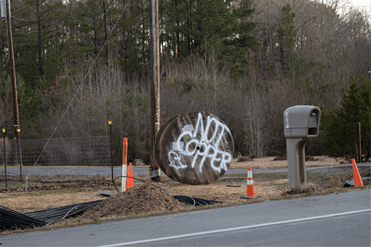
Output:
[0, 156, 370, 228]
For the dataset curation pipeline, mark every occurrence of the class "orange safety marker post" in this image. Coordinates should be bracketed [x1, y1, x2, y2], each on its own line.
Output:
[127, 163, 134, 189]
[352, 159, 364, 186]
[240, 166, 261, 199]
[122, 138, 128, 192]
[149, 167, 151, 182]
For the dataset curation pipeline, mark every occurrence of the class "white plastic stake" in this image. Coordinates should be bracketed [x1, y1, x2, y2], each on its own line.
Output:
[122, 164, 127, 192]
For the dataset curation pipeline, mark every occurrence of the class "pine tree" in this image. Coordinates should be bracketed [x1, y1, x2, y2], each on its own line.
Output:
[162, 0, 258, 76]
[322, 77, 371, 158]
[275, 4, 295, 76]
[13, 0, 65, 88]
[116, 0, 150, 76]
[220, 0, 259, 77]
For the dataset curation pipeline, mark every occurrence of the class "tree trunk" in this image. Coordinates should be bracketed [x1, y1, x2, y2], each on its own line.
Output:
[142, 6, 145, 66]
[37, 1, 43, 79]
[175, 0, 179, 60]
[103, 0, 108, 67]
[93, 18, 98, 85]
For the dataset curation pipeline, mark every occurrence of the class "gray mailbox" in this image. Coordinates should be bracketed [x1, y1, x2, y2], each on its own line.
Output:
[284, 105, 321, 188]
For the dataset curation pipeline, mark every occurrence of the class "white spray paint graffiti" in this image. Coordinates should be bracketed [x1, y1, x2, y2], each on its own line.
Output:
[168, 113, 232, 173]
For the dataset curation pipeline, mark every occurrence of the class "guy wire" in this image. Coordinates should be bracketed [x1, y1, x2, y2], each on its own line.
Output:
[25, 0, 132, 187]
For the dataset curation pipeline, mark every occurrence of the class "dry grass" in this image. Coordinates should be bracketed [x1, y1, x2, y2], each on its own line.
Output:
[0, 190, 103, 213]
[0, 156, 366, 216]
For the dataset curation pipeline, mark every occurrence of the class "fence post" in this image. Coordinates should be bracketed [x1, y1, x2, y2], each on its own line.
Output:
[14, 137, 22, 181]
[108, 121, 113, 182]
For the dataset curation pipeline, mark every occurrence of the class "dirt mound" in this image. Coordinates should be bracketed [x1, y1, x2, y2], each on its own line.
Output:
[133, 159, 146, 166]
[271, 156, 319, 162]
[282, 182, 319, 195]
[236, 152, 253, 162]
[305, 156, 319, 161]
[237, 156, 253, 162]
[273, 156, 286, 161]
[339, 155, 353, 164]
[76, 182, 189, 221]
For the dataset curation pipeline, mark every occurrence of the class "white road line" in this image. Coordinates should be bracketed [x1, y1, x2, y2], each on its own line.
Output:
[99, 209, 371, 247]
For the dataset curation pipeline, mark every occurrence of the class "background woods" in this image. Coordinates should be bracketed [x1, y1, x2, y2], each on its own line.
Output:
[0, 0, 370, 163]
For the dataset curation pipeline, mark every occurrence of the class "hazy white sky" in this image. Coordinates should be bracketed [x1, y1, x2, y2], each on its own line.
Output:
[351, 0, 371, 6]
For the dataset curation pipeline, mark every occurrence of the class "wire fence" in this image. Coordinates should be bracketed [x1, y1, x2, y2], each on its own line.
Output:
[0, 136, 111, 167]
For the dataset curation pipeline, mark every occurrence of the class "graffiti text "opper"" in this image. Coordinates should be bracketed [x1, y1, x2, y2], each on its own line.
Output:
[168, 113, 232, 173]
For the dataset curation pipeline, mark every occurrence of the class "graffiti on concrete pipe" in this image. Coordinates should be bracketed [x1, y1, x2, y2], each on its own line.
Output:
[167, 113, 232, 173]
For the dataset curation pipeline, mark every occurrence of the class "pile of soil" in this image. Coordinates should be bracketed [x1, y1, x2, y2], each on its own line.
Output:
[305, 156, 319, 161]
[281, 182, 319, 195]
[74, 182, 189, 221]
[273, 156, 286, 161]
[132, 159, 146, 166]
[272, 156, 319, 162]
[236, 152, 253, 162]
[339, 155, 353, 164]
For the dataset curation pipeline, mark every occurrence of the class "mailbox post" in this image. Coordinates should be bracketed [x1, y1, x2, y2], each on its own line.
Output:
[284, 106, 321, 189]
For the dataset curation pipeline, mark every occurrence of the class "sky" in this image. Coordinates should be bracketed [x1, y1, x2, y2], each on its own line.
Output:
[351, 0, 371, 7]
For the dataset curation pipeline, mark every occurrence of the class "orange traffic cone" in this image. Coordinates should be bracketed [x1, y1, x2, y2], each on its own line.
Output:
[240, 166, 260, 199]
[352, 159, 364, 186]
[127, 163, 134, 189]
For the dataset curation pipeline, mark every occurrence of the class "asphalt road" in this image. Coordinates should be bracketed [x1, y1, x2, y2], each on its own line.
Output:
[2, 166, 148, 177]
[1, 189, 370, 246]
[3, 163, 371, 177]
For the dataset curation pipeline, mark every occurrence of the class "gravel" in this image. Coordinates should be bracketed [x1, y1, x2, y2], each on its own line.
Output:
[2, 163, 370, 177]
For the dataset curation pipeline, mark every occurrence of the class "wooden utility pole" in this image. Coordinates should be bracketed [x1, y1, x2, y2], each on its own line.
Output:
[150, 0, 161, 182]
[5, 0, 22, 179]
[369, 70, 371, 162]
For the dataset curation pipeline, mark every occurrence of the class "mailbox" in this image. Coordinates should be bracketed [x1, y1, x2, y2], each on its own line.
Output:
[284, 106, 320, 138]
[283, 105, 321, 189]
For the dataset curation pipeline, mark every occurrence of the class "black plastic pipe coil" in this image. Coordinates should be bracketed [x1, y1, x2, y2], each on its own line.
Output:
[0, 200, 102, 230]
[1, 178, 224, 231]
[173, 195, 223, 207]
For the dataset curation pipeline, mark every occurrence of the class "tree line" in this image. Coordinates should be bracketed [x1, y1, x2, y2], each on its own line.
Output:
[0, 0, 370, 163]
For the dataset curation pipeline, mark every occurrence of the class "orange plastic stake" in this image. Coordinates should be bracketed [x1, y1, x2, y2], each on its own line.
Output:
[123, 138, 128, 165]
[352, 159, 364, 186]
[127, 163, 134, 189]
